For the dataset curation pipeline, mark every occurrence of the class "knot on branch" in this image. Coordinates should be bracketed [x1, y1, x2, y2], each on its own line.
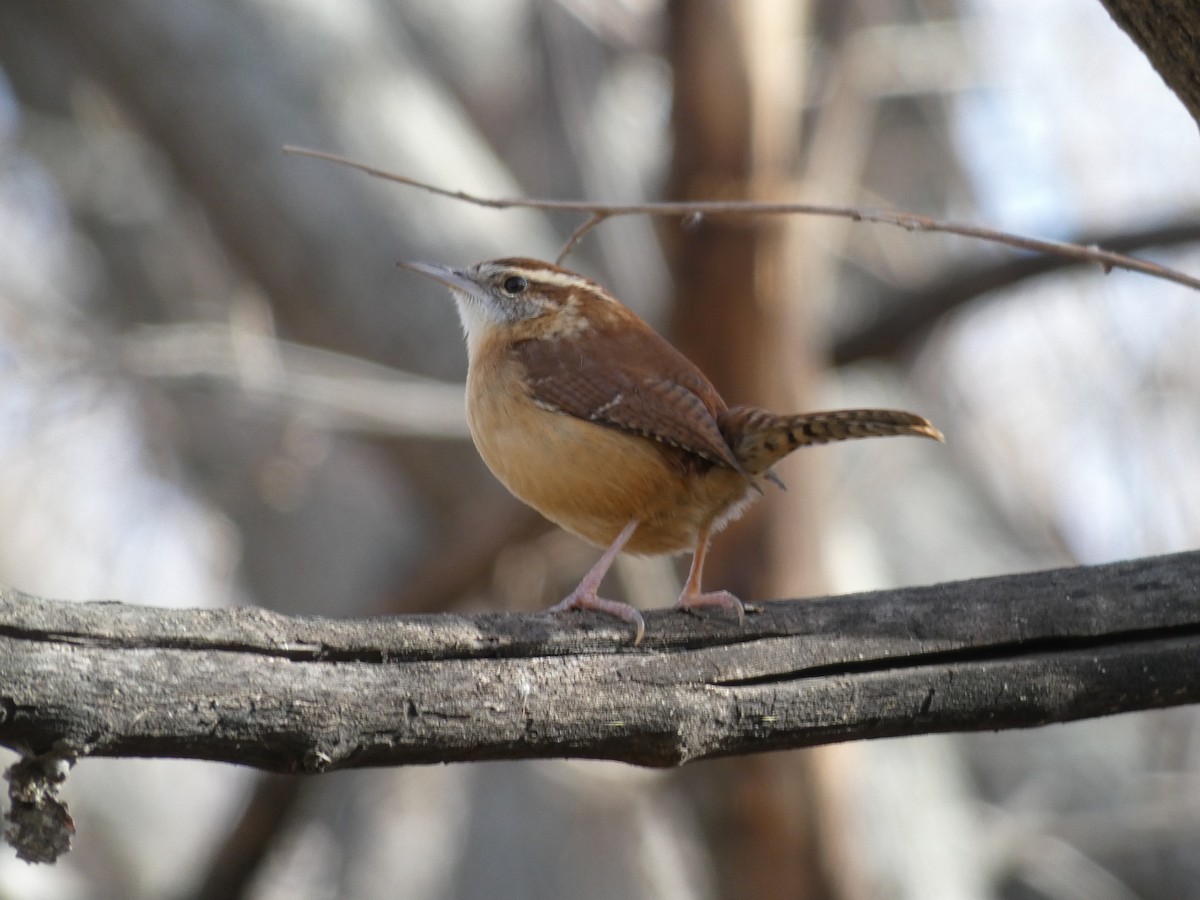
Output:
[4, 752, 76, 863]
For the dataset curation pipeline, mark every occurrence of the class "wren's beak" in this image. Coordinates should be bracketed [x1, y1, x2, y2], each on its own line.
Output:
[398, 259, 499, 340]
[397, 261, 479, 295]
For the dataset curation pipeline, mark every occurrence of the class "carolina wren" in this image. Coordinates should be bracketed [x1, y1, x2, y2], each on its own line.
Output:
[400, 257, 942, 644]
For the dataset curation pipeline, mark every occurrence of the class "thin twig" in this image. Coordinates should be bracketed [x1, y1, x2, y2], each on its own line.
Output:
[283, 146, 1200, 292]
[557, 212, 610, 264]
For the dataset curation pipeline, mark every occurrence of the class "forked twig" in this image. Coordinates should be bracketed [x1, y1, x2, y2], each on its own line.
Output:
[284, 146, 1200, 290]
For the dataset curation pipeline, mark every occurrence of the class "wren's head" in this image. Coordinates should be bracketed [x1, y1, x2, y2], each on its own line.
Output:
[399, 258, 616, 353]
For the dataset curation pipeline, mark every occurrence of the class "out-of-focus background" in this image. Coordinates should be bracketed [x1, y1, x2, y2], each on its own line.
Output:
[2, 1, 1199, 898]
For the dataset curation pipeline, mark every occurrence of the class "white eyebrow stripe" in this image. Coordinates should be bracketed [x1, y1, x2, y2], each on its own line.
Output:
[517, 269, 596, 291]
[482, 263, 604, 295]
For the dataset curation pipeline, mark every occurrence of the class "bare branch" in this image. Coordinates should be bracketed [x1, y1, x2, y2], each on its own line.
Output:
[3, 551, 1198, 770]
[284, 146, 1200, 292]
[5, 550, 1199, 860]
[556, 212, 611, 264]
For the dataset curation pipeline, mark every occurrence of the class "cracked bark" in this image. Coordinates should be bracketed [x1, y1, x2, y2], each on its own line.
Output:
[2, 550, 1199, 774]
[3, 550, 1200, 861]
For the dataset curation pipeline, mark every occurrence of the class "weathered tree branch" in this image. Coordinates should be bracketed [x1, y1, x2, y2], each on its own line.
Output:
[3, 550, 1199, 861]
[3, 551, 1199, 773]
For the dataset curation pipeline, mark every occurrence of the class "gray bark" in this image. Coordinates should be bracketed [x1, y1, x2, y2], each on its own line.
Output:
[3, 550, 1199, 861]
[3, 551, 1198, 773]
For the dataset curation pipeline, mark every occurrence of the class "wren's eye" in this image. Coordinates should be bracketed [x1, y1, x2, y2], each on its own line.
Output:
[502, 275, 528, 295]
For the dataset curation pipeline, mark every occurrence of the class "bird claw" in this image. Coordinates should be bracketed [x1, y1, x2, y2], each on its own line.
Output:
[674, 589, 746, 627]
[548, 592, 646, 645]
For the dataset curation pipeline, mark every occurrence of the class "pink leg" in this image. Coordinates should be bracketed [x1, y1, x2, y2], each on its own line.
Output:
[674, 524, 745, 626]
[548, 520, 646, 644]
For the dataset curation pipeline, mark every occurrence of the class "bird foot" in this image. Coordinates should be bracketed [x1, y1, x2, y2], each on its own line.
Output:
[548, 591, 646, 646]
[674, 589, 746, 627]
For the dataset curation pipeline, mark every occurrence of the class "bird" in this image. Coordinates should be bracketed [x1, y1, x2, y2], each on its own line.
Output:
[399, 257, 943, 644]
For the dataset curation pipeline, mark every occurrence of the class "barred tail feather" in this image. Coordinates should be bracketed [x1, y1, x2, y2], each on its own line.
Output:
[719, 406, 944, 475]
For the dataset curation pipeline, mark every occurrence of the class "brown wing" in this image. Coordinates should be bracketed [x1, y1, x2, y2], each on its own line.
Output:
[512, 323, 746, 474]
